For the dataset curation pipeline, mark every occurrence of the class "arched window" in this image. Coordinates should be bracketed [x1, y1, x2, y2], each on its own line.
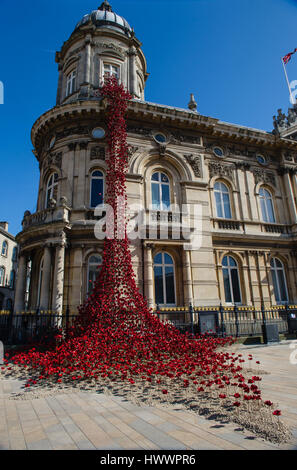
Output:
[45, 173, 58, 208]
[90, 170, 104, 208]
[1, 240, 8, 257]
[153, 252, 176, 306]
[87, 254, 102, 294]
[222, 256, 242, 304]
[9, 270, 15, 289]
[0, 267, 5, 286]
[270, 258, 288, 304]
[259, 187, 275, 223]
[214, 182, 232, 219]
[66, 70, 76, 97]
[151, 172, 171, 211]
[36, 257, 44, 307]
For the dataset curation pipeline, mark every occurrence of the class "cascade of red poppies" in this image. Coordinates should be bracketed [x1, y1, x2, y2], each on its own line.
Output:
[7, 77, 235, 378]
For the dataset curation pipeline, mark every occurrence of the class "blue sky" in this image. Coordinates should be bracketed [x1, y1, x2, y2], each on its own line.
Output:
[1, 0, 297, 235]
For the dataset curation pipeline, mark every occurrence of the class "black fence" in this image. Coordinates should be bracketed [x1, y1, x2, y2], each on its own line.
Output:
[0, 304, 297, 346]
[0, 310, 79, 346]
[156, 304, 297, 340]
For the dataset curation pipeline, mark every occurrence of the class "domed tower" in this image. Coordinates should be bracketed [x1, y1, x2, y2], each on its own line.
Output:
[14, 2, 149, 315]
[56, 0, 148, 104]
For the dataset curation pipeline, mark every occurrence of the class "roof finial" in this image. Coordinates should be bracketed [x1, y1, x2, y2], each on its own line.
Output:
[188, 93, 198, 112]
[98, 0, 113, 12]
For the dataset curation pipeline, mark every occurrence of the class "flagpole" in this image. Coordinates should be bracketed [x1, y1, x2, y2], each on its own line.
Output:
[282, 58, 295, 105]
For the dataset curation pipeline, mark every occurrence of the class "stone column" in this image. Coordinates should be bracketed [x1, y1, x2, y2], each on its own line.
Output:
[144, 244, 154, 309]
[84, 37, 92, 84]
[284, 171, 297, 224]
[39, 244, 52, 310]
[128, 46, 137, 98]
[14, 254, 27, 313]
[183, 250, 193, 305]
[52, 235, 66, 315]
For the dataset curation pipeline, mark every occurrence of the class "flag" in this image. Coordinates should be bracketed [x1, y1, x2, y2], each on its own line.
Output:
[283, 48, 297, 65]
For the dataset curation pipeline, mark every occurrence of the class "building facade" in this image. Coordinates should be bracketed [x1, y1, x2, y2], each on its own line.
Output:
[14, 1, 297, 314]
[0, 222, 18, 311]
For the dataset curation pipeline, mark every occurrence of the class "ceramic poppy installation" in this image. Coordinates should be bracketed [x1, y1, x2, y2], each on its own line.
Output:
[1, 78, 291, 444]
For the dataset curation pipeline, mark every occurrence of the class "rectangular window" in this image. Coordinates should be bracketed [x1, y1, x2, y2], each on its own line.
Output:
[103, 63, 119, 82]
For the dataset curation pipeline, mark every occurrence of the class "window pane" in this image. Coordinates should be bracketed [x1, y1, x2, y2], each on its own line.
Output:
[229, 257, 237, 267]
[266, 199, 275, 223]
[154, 266, 164, 304]
[271, 270, 280, 302]
[231, 268, 241, 303]
[260, 198, 268, 222]
[161, 173, 169, 183]
[91, 179, 103, 207]
[165, 266, 175, 304]
[92, 171, 103, 177]
[151, 173, 159, 182]
[154, 253, 162, 264]
[164, 253, 173, 265]
[152, 182, 160, 209]
[215, 192, 223, 218]
[222, 256, 228, 267]
[161, 184, 170, 210]
[223, 268, 232, 303]
[277, 270, 288, 302]
[223, 193, 231, 218]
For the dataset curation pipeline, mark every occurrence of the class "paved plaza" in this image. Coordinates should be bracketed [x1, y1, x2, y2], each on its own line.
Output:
[0, 341, 297, 451]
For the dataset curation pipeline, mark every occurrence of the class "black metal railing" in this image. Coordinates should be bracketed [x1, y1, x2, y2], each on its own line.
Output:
[1, 304, 297, 346]
[155, 304, 297, 339]
[0, 310, 79, 345]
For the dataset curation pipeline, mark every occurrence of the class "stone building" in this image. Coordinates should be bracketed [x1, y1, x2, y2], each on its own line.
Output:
[14, 1, 297, 314]
[0, 222, 18, 311]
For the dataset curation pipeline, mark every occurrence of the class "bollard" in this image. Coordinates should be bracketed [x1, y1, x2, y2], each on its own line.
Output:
[0, 340, 3, 365]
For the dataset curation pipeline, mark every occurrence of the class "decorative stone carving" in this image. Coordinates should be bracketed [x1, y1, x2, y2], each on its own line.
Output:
[184, 154, 202, 177]
[158, 143, 166, 157]
[98, 42, 125, 57]
[208, 161, 235, 181]
[127, 146, 139, 161]
[234, 161, 251, 170]
[49, 198, 57, 209]
[90, 146, 105, 160]
[170, 132, 201, 145]
[252, 168, 276, 186]
[43, 152, 62, 169]
[56, 126, 90, 141]
[127, 126, 152, 136]
[79, 142, 88, 150]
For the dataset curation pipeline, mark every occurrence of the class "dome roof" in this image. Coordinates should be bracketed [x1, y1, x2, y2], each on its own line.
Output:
[75, 1, 132, 36]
